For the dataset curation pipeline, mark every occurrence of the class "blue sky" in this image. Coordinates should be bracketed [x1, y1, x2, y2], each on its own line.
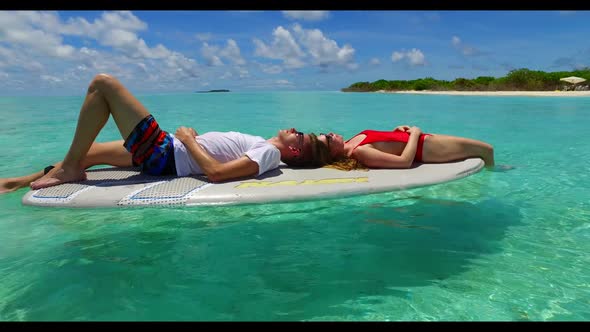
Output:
[0, 10, 589, 95]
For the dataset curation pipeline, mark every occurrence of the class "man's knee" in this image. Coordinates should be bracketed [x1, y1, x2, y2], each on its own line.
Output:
[88, 73, 118, 93]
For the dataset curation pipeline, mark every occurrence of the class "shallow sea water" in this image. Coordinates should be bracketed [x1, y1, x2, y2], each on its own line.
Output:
[0, 91, 588, 320]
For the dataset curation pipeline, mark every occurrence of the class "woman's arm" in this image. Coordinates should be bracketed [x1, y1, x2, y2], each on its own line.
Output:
[176, 127, 259, 182]
[352, 127, 422, 169]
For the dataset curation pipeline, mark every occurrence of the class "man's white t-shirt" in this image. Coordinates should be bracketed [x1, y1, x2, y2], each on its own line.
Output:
[170, 131, 281, 177]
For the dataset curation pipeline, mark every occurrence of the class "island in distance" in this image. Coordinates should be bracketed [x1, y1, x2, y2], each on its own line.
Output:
[195, 89, 230, 93]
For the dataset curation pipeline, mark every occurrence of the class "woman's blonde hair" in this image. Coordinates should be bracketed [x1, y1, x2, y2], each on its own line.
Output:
[324, 156, 368, 171]
[284, 133, 333, 168]
[283, 133, 368, 171]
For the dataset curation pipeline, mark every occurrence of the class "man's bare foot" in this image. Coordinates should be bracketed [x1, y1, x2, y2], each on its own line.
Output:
[30, 167, 87, 190]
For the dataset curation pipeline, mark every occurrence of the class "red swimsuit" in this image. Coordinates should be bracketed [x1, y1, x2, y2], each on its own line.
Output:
[347, 130, 432, 162]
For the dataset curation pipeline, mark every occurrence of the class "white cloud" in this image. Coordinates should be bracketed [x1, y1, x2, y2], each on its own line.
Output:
[93, 11, 147, 31]
[243, 78, 298, 89]
[201, 42, 224, 66]
[391, 49, 426, 66]
[391, 51, 405, 62]
[55, 11, 165, 60]
[219, 67, 248, 80]
[276, 79, 292, 85]
[0, 11, 201, 93]
[292, 24, 356, 69]
[135, 62, 147, 72]
[41, 74, 63, 84]
[369, 58, 381, 65]
[282, 11, 330, 22]
[13, 11, 65, 33]
[407, 49, 425, 66]
[253, 26, 306, 69]
[0, 46, 45, 72]
[238, 67, 249, 78]
[219, 39, 246, 65]
[253, 24, 357, 73]
[262, 65, 283, 74]
[201, 39, 246, 67]
[451, 35, 482, 56]
[347, 63, 359, 70]
[164, 53, 200, 78]
[0, 11, 76, 59]
[195, 33, 212, 41]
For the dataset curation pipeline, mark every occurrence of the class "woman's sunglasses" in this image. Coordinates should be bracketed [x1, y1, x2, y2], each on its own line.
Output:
[320, 133, 334, 149]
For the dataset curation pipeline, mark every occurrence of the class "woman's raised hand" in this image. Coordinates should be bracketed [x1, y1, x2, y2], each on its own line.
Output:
[394, 125, 411, 132]
[407, 126, 422, 136]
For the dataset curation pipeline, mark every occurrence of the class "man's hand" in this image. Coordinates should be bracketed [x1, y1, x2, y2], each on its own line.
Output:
[175, 126, 198, 144]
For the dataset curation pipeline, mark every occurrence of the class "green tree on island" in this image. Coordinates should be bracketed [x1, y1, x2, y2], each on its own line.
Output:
[342, 68, 590, 92]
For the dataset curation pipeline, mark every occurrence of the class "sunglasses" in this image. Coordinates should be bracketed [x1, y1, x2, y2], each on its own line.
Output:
[294, 130, 305, 159]
[320, 133, 334, 149]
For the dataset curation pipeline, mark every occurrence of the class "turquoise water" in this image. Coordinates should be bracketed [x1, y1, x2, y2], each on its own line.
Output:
[1, 92, 589, 321]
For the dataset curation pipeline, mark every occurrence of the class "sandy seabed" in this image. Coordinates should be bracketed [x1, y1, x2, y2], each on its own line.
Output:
[376, 90, 590, 97]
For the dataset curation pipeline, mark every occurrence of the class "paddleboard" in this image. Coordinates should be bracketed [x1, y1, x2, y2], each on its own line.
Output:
[22, 158, 484, 208]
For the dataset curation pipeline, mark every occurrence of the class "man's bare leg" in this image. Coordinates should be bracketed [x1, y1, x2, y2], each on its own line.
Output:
[1, 140, 131, 194]
[31, 74, 150, 189]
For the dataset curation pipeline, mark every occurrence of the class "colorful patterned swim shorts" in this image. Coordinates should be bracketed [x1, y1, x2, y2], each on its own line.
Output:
[123, 115, 176, 176]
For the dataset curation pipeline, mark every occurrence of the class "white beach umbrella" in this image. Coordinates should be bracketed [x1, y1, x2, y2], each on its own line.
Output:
[560, 76, 587, 84]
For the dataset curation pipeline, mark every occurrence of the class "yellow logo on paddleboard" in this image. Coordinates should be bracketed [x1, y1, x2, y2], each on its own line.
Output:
[235, 177, 369, 188]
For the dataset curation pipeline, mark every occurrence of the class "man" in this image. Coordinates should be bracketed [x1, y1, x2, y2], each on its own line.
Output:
[0, 74, 329, 193]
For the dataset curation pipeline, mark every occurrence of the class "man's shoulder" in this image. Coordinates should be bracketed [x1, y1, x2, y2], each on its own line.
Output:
[247, 139, 281, 160]
[202, 131, 272, 149]
[228, 131, 269, 143]
[251, 139, 279, 151]
[201, 131, 257, 139]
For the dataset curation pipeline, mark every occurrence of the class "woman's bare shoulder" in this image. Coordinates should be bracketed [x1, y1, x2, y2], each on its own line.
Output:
[350, 144, 376, 157]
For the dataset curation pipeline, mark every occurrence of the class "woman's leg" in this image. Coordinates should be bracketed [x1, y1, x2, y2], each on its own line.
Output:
[0, 172, 43, 194]
[31, 74, 151, 189]
[1, 140, 131, 194]
[421, 134, 495, 166]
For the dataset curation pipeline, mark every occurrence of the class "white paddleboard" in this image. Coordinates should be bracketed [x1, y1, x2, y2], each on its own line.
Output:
[22, 158, 484, 208]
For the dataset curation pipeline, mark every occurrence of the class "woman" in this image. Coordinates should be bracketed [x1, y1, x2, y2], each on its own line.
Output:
[314, 125, 494, 171]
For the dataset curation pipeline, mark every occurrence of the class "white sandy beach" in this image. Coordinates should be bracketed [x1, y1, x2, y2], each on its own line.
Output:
[376, 90, 590, 97]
